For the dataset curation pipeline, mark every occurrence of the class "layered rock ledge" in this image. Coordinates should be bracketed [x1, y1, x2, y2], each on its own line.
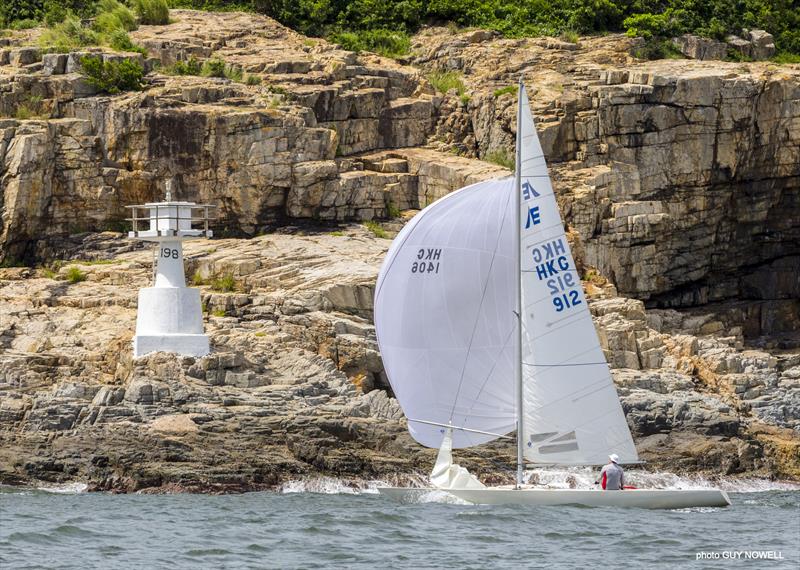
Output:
[0, 11, 797, 491]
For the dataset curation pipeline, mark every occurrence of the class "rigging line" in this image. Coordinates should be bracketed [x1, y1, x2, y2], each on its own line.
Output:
[530, 311, 594, 342]
[448, 181, 514, 423]
[519, 222, 568, 248]
[522, 343, 604, 376]
[524, 374, 612, 410]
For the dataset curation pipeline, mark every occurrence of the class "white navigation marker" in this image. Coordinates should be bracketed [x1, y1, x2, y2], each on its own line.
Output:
[127, 181, 215, 358]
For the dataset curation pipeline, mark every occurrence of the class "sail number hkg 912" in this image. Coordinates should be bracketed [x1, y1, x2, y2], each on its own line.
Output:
[530, 238, 582, 313]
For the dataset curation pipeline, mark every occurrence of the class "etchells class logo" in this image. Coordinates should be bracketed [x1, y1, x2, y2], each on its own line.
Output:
[522, 180, 540, 201]
[522, 180, 542, 229]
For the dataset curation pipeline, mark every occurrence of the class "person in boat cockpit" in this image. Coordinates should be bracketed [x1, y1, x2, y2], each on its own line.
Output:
[597, 454, 625, 490]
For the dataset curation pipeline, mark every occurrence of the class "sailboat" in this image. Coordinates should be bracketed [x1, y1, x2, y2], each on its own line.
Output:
[373, 78, 730, 509]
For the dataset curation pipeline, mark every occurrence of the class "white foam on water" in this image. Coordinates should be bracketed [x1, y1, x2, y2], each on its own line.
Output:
[278, 476, 390, 495]
[524, 467, 800, 492]
[279, 470, 798, 497]
[36, 482, 89, 494]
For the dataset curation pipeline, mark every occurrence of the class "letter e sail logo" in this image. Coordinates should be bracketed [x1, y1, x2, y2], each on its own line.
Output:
[522, 181, 540, 201]
[525, 206, 541, 229]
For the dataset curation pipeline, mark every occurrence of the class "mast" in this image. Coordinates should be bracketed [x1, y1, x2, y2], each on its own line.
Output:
[514, 76, 524, 489]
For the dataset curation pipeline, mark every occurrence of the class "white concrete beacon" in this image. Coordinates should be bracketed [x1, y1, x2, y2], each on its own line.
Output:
[127, 181, 215, 357]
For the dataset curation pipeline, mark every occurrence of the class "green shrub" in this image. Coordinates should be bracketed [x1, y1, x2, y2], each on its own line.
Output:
[328, 28, 410, 58]
[166, 56, 202, 75]
[201, 57, 225, 77]
[210, 273, 237, 292]
[79, 55, 145, 94]
[65, 266, 87, 283]
[92, 0, 137, 34]
[199, 58, 242, 81]
[108, 28, 147, 54]
[363, 220, 387, 238]
[559, 29, 579, 44]
[190, 272, 206, 286]
[245, 73, 261, 85]
[772, 52, 800, 64]
[493, 85, 517, 98]
[386, 201, 401, 218]
[39, 15, 98, 52]
[13, 95, 46, 120]
[624, 13, 672, 41]
[43, 1, 67, 27]
[211, 308, 226, 317]
[132, 0, 170, 25]
[10, 18, 39, 29]
[484, 149, 514, 169]
[427, 70, 466, 96]
[632, 38, 683, 60]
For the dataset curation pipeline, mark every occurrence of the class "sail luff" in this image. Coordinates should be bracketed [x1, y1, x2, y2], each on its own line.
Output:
[517, 78, 639, 466]
[514, 77, 525, 489]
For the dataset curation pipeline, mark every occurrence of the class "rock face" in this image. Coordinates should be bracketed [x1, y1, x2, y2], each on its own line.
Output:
[673, 30, 776, 61]
[0, 230, 797, 490]
[0, 13, 798, 490]
[412, 30, 799, 324]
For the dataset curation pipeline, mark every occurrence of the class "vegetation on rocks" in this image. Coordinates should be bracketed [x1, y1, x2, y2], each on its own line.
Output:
[65, 266, 87, 283]
[210, 273, 238, 292]
[4, 1, 797, 60]
[363, 220, 388, 238]
[427, 70, 466, 96]
[132, 0, 170, 25]
[36, 1, 148, 54]
[484, 149, 514, 170]
[79, 55, 145, 93]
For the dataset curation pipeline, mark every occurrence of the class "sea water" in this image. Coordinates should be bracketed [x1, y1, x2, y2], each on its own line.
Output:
[1, 475, 798, 570]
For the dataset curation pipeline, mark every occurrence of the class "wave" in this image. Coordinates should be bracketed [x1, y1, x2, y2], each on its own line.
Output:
[524, 467, 800, 492]
[35, 482, 89, 494]
[277, 469, 799, 497]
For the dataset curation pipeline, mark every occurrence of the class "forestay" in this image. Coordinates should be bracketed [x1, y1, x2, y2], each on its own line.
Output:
[516, 83, 638, 465]
[374, 178, 518, 449]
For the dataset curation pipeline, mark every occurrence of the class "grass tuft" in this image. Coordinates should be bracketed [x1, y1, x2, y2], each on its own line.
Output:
[493, 85, 517, 98]
[210, 273, 237, 292]
[484, 148, 515, 169]
[132, 0, 170, 25]
[65, 266, 87, 283]
[427, 70, 467, 96]
[363, 220, 388, 238]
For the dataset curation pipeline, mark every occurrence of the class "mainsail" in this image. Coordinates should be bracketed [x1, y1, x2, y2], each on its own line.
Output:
[374, 79, 638, 472]
[516, 83, 638, 465]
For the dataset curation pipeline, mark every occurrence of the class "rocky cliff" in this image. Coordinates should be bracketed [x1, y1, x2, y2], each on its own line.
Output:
[0, 11, 798, 491]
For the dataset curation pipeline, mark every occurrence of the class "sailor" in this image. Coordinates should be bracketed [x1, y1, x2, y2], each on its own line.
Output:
[597, 453, 625, 490]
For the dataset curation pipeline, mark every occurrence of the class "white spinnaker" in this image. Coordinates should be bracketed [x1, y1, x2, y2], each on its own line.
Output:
[517, 84, 639, 464]
[374, 178, 517, 449]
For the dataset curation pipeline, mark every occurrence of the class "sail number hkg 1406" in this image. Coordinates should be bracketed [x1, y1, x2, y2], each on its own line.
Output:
[411, 248, 442, 274]
[530, 238, 582, 313]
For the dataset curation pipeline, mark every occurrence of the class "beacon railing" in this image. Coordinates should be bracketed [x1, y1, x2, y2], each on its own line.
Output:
[125, 204, 217, 238]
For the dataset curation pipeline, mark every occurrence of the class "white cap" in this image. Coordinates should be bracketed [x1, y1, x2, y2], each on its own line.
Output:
[609, 453, 620, 464]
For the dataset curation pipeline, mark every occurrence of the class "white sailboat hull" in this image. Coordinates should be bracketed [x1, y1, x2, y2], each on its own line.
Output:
[378, 487, 731, 509]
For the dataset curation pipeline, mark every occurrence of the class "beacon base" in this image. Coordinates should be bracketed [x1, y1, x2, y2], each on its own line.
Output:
[133, 287, 209, 358]
[133, 334, 210, 358]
